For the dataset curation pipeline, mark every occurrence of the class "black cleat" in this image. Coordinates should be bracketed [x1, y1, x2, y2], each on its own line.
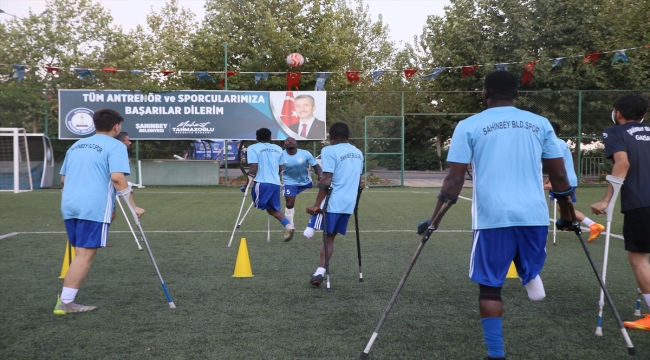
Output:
[310, 274, 323, 287]
[484, 357, 507, 360]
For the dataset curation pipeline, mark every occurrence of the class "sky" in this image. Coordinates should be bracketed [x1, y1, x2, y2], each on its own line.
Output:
[0, 0, 451, 47]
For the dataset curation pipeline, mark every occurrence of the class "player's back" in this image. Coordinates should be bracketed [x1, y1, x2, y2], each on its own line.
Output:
[247, 142, 282, 185]
[321, 143, 363, 214]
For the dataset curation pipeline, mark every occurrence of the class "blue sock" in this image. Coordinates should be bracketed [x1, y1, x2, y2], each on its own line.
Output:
[481, 317, 505, 358]
[281, 218, 290, 227]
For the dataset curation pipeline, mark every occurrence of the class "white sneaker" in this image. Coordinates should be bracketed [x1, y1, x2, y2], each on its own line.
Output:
[284, 224, 295, 242]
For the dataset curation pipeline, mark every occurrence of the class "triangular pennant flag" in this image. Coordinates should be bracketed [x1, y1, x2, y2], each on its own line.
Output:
[582, 52, 601, 65]
[132, 69, 147, 74]
[254, 72, 269, 84]
[644, 44, 650, 49]
[462, 65, 479, 77]
[43, 66, 60, 74]
[552, 58, 565, 68]
[287, 72, 301, 90]
[314, 72, 330, 91]
[160, 70, 175, 76]
[12, 65, 26, 82]
[101, 67, 117, 73]
[280, 91, 299, 127]
[220, 71, 238, 89]
[422, 68, 444, 81]
[372, 70, 386, 84]
[495, 64, 508, 71]
[404, 68, 418, 79]
[522, 61, 535, 86]
[611, 50, 628, 65]
[74, 68, 95, 81]
[195, 71, 215, 82]
[346, 71, 361, 83]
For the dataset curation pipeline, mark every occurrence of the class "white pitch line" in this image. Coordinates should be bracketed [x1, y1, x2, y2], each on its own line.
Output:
[0, 232, 19, 240]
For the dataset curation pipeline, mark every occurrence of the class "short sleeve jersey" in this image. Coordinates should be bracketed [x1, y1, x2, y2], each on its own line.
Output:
[321, 143, 364, 214]
[603, 122, 650, 212]
[60, 134, 131, 223]
[447, 106, 562, 229]
[281, 149, 318, 186]
[247, 142, 283, 185]
[553, 137, 578, 187]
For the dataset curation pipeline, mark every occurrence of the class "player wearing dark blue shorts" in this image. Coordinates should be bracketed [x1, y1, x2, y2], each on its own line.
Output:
[306, 122, 363, 286]
[55, 109, 143, 315]
[280, 137, 322, 229]
[591, 95, 650, 330]
[246, 128, 295, 241]
[420, 71, 575, 359]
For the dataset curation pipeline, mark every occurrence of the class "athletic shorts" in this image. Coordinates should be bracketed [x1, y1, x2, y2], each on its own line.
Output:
[548, 186, 577, 202]
[64, 219, 109, 248]
[307, 212, 351, 235]
[469, 226, 548, 287]
[283, 182, 312, 197]
[252, 182, 281, 211]
[623, 206, 650, 253]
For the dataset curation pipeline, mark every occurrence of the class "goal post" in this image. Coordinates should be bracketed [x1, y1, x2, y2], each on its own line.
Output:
[0, 128, 33, 193]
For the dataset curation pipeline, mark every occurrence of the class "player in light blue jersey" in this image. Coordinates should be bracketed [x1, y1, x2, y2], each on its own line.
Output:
[543, 122, 604, 242]
[418, 72, 576, 359]
[305, 122, 363, 287]
[280, 137, 323, 228]
[54, 109, 143, 315]
[245, 128, 295, 241]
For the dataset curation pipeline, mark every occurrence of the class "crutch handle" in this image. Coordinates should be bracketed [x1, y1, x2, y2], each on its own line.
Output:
[604, 175, 624, 223]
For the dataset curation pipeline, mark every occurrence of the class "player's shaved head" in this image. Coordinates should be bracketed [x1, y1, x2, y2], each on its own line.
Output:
[256, 128, 272, 141]
[484, 71, 519, 102]
[329, 122, 349, 141]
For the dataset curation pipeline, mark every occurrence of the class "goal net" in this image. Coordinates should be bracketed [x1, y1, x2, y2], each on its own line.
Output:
[0, 128, 33, 193]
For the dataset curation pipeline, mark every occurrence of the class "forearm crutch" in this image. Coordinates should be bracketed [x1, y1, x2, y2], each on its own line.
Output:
[228, 179, 253, 247]
[320, 187, 333, 293]
[237, 201, 254, 229]
[116, 196, 143, 250]
[354, 185, 364, 282]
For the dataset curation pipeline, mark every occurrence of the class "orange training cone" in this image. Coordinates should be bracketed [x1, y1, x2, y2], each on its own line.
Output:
[233, 238, 254, 278]
[506, 261, 518, 278]
[59, 240, 76, 279]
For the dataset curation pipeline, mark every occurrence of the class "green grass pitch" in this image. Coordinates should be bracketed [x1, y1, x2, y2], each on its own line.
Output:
[0, 186, 646, 359]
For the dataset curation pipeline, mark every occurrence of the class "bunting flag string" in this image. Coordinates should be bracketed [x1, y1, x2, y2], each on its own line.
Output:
[220, 71, 238, 89]
[3, 44, 647, 85]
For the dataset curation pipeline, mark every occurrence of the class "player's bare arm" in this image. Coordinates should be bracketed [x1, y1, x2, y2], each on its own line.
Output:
[111, 172, 144, 217]
[591, 151, 630, 215]
[307, 172, 332, 215]
[313, 164, 323, 181]
[427, 162, 467, 224]
[544, 157, 575, 226]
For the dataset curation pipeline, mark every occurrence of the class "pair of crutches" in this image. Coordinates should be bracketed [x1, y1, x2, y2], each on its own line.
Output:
[228, 179, 272, 247]
[116, 195, 143, 251]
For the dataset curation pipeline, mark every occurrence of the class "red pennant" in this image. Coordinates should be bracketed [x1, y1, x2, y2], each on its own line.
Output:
[287, 72, 301, 90]
[220, 71, 239, 88]
[279, 91, 300, 127]
[43, 66, 60, 74]
[462, 65, 479, 78]
[644, 44, 650, 49]
[403, 68, 418, 79]
[346, 71, 361, 83]
[521, 60, 535, 86]
[582, 52, 602, 65]
[101, 67, 117, 73]
[160, 70, 175, 76]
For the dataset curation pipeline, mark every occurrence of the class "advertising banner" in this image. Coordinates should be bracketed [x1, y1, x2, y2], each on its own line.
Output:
[58, 90, 327, 140]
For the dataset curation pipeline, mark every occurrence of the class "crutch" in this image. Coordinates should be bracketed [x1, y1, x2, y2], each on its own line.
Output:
[320, 187, 333, 292]
[116, 196, 143, 250]
[595, 174, 624, 336]
[118, 193, 176, 309]
[634, 288, 642, 317]
[236, 201, 254, 228]
[354, 185, 364, 282]
[267, 215, 271, 242]
[228, 179, 253, 247]
[553, 199, 557, 245]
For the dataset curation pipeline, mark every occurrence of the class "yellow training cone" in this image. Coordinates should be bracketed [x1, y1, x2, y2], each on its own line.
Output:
[59, 240, 76, 279]
[506, 261, 518, 279]
[233, 238, 254, 278]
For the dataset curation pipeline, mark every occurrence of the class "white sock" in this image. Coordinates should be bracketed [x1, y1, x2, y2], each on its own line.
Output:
[313, 267, 326, 276]
[524, 275, 546, 301]
[60, 287, 79, 304]
[303, 227, 315, 238]
[285, 223, 295, 230]
[644, 294, 650, 309]
[582, 217, 595, 227]
[285, 208, 295, 225]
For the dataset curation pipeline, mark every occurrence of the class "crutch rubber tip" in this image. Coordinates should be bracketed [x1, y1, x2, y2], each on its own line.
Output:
[359, 278, 364, 282]
[628, 347, 637, 356]
[594, 327, 603, 336]
[359, 352, 369, 360]
[236, 225, 241, 229]
[169, 302, 176, 309]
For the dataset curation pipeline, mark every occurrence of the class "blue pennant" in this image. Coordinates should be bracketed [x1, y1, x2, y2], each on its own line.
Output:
[611, 51, 628, 65]
[314, 72, 330, 91]
[254, 72, 269, 84]
[131, 69, 147, 74]
[422, 68, 444, 81]
[12, 65, 26, 82]
[552, 58, 565, 68]
[372, 70, 386, 84]
[195, 71, 215, 83]
[495, 64, 508, 71]
[74, 68, 95, 81]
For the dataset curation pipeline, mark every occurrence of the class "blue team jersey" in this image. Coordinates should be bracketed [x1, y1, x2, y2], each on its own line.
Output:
[447, 106, 562, 229]
[281, 149, 318, 186]
[60, 134, 131, 223]
[553, 137, 578, 187]
[247, 142, 283, 185]
[321, 143, 364, 214]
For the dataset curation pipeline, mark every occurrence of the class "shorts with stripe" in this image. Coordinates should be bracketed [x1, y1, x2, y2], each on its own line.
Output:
[64, 219, 110, 248]
[283, 183, 312, 197]
[469, 226, 548, 287]
[623, 206, 650, 253]
[307, 212, 351, 235]
[252, 182, 281, 211]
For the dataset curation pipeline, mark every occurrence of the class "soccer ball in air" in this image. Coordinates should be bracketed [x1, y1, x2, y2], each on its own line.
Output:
[287, 53, 304, 68]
